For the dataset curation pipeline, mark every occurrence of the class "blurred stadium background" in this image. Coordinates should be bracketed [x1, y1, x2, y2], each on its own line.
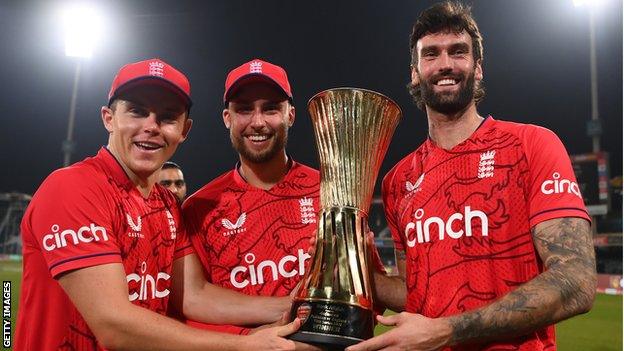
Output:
[1, 174, 622, 348]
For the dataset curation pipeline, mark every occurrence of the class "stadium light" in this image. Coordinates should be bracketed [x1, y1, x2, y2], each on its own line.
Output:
[573, 0, 606, 7]
[60, 4, 103, 166]
[62, 4, 102, 58]
[573, 0, 603, 153]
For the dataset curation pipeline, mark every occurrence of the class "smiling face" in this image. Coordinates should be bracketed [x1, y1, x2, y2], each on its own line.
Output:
[223, 81, 294, 164]
[101, 84, 192, 182]
[411, 30, 483, 115]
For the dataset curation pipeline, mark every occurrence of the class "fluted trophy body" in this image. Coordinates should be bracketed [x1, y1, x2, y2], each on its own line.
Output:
[289, 88, 401, 349]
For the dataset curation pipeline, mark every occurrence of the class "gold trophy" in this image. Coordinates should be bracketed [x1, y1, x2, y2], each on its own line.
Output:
[289, 88, 401, 349]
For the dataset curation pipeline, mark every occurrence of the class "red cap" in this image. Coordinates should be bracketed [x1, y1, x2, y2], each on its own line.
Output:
[108, 58, 192, 108]
[223, 59, 292, 103]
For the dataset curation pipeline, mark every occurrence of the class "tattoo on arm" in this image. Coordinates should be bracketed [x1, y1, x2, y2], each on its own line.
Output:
[448, 217, 596, 345]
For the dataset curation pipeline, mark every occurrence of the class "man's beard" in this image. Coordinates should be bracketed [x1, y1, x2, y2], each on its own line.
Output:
[231, 125, 288, 164]
[417, 71, 475, 115]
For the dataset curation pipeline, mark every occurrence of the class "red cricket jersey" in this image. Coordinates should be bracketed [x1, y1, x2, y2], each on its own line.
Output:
[182, 160, 320, 334]
[382, 117, 590, 351]
[15, 148, 193, 351]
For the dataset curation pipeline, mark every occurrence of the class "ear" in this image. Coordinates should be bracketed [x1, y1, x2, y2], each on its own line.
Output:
[101, 106, 114, 133]
[410, 65, 420, 85]
[179, 118, 193, 142]
[287, 104, 295, 127]
[475, 59, 483, 81]
[222, 108, 231, 129]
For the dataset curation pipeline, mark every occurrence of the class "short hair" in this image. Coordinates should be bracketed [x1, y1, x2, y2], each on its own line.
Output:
[408, 1, 485, 108]
[162, 161, 182, 170]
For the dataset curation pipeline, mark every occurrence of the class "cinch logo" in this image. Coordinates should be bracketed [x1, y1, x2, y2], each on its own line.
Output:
[222, 213, 247, 237]
[126, 261, 170, 302]
[404, 206, 488, 247]
[230, 249, 311, 289]
[42, 223, 109, 251]
[540, 172, 581, 198]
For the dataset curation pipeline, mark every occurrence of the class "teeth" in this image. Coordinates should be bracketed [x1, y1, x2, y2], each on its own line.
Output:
[247, 135, 269, 142]
[436, 79, 456, 86]
[135, 142, 160, 150]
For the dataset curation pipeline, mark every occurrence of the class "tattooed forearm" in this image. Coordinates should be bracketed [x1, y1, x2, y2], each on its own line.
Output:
[447, 217, 596, 345]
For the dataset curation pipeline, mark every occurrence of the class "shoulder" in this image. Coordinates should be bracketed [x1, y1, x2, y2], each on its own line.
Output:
[382, 145, 426, 189]
[182, 170, 234, 212]
[291, 161, 320, 180]
[34, 160, 109, 203]
[491, 118, 560, 144]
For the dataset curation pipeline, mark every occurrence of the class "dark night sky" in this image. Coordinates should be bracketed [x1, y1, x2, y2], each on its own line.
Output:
[0, 0, 621, 196]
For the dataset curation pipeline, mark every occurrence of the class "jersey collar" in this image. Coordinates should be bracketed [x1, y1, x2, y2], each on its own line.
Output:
[97, 147, 136, 191]
[232, 156, 296, 190]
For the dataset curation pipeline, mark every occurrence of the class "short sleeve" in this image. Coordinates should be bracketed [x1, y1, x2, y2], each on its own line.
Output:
[181, 197, 212, 281]
[23, 170, 122, 278]
[171, 201, 194, 259]
[522, 126, 591, 227]
[381, 171, 405, 252]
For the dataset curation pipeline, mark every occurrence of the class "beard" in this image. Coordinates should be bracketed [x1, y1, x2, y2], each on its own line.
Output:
[416, 70, 476, 115]
[230, 124, 289, 164]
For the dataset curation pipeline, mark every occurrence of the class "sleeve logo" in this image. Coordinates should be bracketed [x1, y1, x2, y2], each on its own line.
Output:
[540, 172, 582, 198]
[42, 223, 109, 251]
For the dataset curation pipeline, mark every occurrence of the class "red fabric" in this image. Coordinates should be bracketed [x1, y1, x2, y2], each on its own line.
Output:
[15, 148, 192, 351]
[108, 58, 191, 107]
[223, 58, 292, 102]
[382, 117, 589, 351]
[182, 161, 319, 332]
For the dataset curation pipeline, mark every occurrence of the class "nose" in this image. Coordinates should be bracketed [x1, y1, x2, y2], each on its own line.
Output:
[143, 113, 160, 134]
[437, 52, 453, 72]
[249, 108, 266, 129]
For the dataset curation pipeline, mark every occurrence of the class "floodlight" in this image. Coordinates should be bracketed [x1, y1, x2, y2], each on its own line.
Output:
[62, 4, 102, 58]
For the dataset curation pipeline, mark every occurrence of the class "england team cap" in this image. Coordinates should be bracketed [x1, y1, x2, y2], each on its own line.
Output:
[108, 58, 192, 108]
[223, 58, 292, 104]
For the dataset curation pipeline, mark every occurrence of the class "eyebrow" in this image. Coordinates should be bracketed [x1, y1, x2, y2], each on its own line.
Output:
[420, 42, 470, 53]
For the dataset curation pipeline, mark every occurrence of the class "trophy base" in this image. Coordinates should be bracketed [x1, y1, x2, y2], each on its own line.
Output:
[289, 330, 361, 350]
[289, 299, 373, 350]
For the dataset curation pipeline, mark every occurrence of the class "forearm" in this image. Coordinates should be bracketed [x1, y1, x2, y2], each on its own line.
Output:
[447, 218, 596, 345]
[374, 271, 407, 312]
[98, 303, 245, 351]
[184, 283, 289, 325]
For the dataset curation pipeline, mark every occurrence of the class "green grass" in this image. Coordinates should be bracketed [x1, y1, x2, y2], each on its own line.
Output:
[374, 294, 623, 350]
[2, 260, 621, 350]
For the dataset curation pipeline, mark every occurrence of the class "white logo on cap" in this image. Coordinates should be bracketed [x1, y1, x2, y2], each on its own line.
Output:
[250, 61, 263, 74]
[149, 61, 165, 77]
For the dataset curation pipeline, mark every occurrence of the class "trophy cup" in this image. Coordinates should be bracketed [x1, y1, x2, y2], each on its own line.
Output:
[289, 88, 401, 349]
